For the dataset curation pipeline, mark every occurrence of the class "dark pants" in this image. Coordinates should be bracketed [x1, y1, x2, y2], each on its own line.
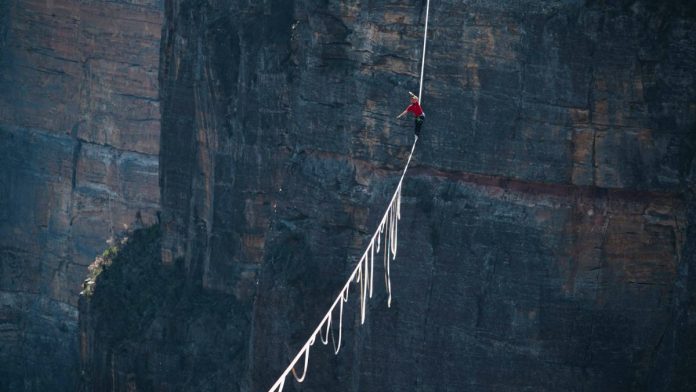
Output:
[415, 115, 425, 136]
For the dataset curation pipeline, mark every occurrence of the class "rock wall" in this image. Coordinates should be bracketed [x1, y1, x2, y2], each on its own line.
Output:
[84, 0, 695, 391]
[79, 226, 253, 391]
[0, 0, 162, 390]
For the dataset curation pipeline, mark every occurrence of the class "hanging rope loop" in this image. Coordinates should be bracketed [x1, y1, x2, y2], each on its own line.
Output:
[266, 1, 431, 389]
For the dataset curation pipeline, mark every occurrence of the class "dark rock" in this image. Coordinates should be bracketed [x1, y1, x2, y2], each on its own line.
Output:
[79, 226, 251, 392]
[0, 0, 163, 390]
[86, 0, 695, 391]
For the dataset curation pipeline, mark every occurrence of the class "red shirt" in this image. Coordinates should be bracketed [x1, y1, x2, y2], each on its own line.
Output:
[406, 102, 424, 117]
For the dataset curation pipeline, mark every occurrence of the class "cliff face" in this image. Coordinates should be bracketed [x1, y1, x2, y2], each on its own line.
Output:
[82, 0, 695, 391]
[0, 0, 162, 390]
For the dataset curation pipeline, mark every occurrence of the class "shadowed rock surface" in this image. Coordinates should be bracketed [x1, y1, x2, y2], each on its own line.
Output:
[82, 0, 694, 391]
[79, 226, 251, 391]
[0, 0, 163, 390]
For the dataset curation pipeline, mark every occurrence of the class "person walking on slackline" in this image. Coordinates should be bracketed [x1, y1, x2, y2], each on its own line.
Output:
[396, 91, 425, 138]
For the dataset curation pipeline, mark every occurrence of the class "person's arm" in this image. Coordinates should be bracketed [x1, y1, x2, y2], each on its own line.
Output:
[396, 108, 409, 119]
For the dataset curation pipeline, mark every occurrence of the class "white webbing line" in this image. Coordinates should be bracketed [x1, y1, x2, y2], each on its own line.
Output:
[418, 0, 431, 103]
[267, 141, 417, 392]
[267, 2, 431, 390]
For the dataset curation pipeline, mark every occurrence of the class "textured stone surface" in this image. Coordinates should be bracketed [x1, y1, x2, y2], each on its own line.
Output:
[83, 0, 695, 391]
[0, 0, 162, 390]
[79, 226, 251, 392]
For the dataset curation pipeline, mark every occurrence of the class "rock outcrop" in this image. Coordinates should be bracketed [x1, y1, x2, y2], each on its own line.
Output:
[79, 226, 253, 391]
[0, 0, 162, 390]
[83, 0, 695, 391]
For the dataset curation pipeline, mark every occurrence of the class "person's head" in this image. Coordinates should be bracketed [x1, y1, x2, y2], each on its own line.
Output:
[410, 95, 419, 103]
